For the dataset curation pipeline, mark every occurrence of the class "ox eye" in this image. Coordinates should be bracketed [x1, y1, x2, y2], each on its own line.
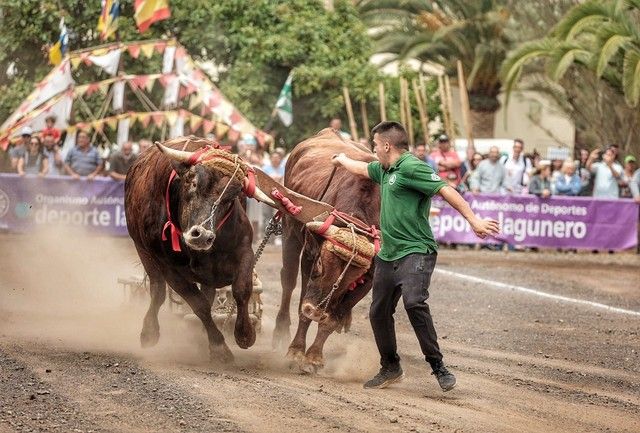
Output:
[312, 258, 323, 278]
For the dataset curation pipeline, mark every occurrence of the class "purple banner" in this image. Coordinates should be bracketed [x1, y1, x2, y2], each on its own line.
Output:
[431, 193, 638, 250]
[0, 174, 128, 236]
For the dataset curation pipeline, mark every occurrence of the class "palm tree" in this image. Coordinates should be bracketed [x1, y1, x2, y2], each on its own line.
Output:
[502, 0, 640, 152]
[358, 0, 512, 138]
[503, 0, 640, 107]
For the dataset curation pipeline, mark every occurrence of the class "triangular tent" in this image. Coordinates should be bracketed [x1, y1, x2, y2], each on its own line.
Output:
[0, 38, 266, 152]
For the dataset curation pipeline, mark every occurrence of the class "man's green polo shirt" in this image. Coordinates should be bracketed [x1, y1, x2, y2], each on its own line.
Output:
[367, 152, 447, 261]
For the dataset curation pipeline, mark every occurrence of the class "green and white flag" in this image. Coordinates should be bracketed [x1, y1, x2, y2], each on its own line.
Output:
[275, 72, 293, 127]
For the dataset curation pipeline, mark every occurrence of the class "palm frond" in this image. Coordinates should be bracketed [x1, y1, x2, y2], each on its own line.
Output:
[622, 49, 640, 106]
[596, 34, 632, 77]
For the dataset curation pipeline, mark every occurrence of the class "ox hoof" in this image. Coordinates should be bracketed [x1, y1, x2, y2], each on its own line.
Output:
[299, 360, 323, 375]
[210, 344, 234, 364]
[234, 326, 256, 350]
[286, 348, 306, 364]
[140, 328, 160, 348]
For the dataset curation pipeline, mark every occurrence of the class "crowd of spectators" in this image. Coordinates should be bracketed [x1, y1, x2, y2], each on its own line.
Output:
[410, 136, 640, 203]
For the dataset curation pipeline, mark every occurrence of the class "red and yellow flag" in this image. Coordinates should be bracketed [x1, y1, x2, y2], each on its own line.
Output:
[134, 0, 171, 33]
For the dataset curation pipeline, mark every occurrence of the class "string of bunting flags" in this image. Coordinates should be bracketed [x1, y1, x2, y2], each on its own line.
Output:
[0, 39, 268, 150]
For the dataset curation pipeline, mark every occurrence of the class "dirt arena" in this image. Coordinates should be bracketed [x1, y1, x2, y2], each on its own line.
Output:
[1, 232, 639, 433]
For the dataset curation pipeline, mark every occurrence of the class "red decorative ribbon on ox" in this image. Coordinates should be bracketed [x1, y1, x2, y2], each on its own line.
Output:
[271, 188, 302, 215]
[243, 167, 256, 198]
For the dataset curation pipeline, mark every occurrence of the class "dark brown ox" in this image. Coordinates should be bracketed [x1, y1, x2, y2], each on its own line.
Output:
[272, 129, 380, 373]
[125, 136, 271, 362]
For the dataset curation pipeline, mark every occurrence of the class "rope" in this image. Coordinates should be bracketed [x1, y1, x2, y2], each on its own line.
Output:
[200, 155, 242, 231]
[316, 223, 357, 311]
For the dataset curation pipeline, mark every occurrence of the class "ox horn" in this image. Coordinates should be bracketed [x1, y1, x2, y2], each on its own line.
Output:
[306, 221, 339, 236]
[245, 178, 277, 207]
[155, 142, 195, 164]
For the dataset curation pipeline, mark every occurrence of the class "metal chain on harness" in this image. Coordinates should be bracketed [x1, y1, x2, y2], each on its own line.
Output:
[315, 223, 358, 311]
[254, 213, 283, 265]
[201, 155, 242, 231]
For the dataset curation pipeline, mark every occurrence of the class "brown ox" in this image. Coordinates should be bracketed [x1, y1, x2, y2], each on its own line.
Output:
[125, 136, 273, 362]
[272, 129, 380, 372]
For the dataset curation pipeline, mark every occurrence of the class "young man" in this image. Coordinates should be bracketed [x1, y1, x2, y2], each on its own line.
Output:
[332, 121, 499, 392]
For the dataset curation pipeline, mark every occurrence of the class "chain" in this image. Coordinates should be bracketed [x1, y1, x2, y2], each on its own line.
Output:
[316, 223, 357, 311]
[201, 155, 242, 231]
[253, 213, 283, 265]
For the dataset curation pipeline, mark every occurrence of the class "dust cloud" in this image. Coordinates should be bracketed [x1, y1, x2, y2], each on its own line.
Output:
[0, 229, 208, 364]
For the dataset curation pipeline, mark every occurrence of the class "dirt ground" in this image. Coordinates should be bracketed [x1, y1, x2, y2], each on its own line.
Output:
[1, 232, 639, 433]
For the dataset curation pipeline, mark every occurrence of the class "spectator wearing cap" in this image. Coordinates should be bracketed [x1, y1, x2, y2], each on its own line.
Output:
[9, 126, 33, 171]
[620, 155, 638, 198]
[469, 146, 505, 193]
[64, 130, 103, 180]
[41, 115, 61, 144]
[109, 141, 137, 181]
[500, 138, 533, 194]
[429, 134, 461, 187]
[586, 146, 623, 198]
[554, 159, 582, 196]
[42, 134, 64, 176]
[17, 135, 48, 176]
[529, 160, 553, 198]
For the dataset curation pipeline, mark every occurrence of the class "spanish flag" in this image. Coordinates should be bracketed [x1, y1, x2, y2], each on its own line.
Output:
[134, 0, 171, 33]
[97, 0, 121, 41]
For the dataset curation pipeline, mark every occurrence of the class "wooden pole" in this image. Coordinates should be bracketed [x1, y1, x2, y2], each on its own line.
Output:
[412, 79, 429, 145]
[437, 75, 452, 139]
[402, 78, 414, 147]
[342, 86, 359, 141]
[444, 75, 455, 140]
[456, 60, 474, 152]
[400, 79, 406, 128]
[378, 82, 387, 122]
[360, 99, 370, 139]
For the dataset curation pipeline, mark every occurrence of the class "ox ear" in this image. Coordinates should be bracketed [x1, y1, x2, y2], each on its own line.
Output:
[155, 142, 192, 176]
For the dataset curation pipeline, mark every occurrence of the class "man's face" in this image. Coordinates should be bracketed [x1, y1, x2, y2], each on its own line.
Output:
[488, 147, 500, 162]
[270, 153, 282, 166]
[139, 140, 152, 152]
[122, 142, 133, 156]
[580, 149, 589, 161]
[414, 145, 426, 159]
[513, 141, 523, 156]
[372, 133, 390, 169]
[43, 136, 55, 149]
[77, 133, 90, 149]
[562, 161, 576, 175]
[330, 119, 342, 130]
[438, 139, 450, 152]
[20, 134, 30, 146]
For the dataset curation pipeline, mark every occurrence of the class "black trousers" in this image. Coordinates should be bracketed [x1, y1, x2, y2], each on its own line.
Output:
[370, 253, 443, 369]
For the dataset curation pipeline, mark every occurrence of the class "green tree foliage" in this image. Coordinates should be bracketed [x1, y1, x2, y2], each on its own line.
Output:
[357, 0, 513, 138]
[502, 0, 640, 152]
[0, 0, 443, 148]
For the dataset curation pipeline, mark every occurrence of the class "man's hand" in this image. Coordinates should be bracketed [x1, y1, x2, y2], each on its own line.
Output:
[469, 216, 500, 239]
[542, 189, 551, 198]
[331, 153, 346, 167]
[603, 152, 614, 166]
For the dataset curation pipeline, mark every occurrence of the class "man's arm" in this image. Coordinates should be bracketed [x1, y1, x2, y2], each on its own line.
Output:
[87, 160, 104, 180]
[586, 149, 600, 171]
[331, 153, 370, 178]
[438, 185, 500, 239]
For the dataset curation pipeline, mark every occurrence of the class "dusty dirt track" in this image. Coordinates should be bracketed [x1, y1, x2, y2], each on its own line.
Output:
[1, 232, 639, 433]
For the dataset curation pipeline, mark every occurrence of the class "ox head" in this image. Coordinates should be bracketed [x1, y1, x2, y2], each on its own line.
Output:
[299, 222, 374, 324]
[157, 143, 275, 251]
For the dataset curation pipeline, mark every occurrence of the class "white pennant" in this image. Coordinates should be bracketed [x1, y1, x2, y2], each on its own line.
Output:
[112, 81, 125, 112]
[169, 112, 185, 138]
[117, 117, 130, 146]
[163, 76, 180, 107]
[162, 46, 176, 74]
[88, 49, 122, 76]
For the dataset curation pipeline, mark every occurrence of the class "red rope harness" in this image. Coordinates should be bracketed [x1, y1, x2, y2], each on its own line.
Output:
[271, 188, 302, 215]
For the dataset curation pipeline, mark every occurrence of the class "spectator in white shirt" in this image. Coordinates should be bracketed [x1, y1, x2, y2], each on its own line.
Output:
[500, 138, 532, 194]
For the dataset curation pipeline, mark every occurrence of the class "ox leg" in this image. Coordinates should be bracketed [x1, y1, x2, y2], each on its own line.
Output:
[301, 279, 373, 374]
[286, 251, 314, 362]
[273, 227, 302, 350]
[167, 276, 233, 363]
[231, 250, 256, 350]
[138, 250, 166, 348]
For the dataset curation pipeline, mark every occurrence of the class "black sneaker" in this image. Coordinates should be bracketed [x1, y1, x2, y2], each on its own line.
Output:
[431, 364, 456, 391]
[363, 366, 404, 389]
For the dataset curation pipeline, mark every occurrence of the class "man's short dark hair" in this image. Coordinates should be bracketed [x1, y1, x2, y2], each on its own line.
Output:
[371, 121, 409, 150]
[514, 138, 524, 146]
